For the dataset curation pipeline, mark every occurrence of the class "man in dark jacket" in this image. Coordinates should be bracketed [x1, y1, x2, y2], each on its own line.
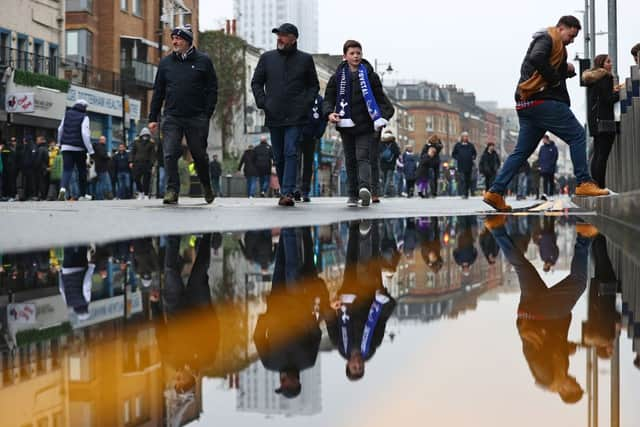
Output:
[34, 136, 50, 200]
[19, 137, 38, 200]
[129, 128, 156, 199]
[379, 130, 400, 197]
[401, 145, 418, 197]
[484, 16, 608, 212]
[417, 135, 444, 198]
[238, 145, 259, 197]
[253, 227, 328, 398]
[324, 40, 394, 207]
[113, 143, 131, 199]
[148, 24, 217, 205]
[538, 135, 559, 197]
[452, 132, 477, 198]
[296, 94, 327, 202]
[92, 135, 113, 200]
[253, 137, 273, 197]
[479, 142, 500, 192]
[1, 137, 17, 199]
[209, 154, 222, 197]
[251, 23, 320, 207]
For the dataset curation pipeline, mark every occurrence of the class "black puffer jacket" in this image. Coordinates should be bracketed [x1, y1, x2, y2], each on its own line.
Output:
[149, 47, 218, 122]
[583, 68, 619, 135]
[515, 30, 574, 105]
[323, 59, 395, 136]
[251, 45, 320, 128]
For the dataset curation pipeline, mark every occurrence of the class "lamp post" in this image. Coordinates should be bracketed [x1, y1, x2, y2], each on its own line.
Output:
[374, 59, 394, 84]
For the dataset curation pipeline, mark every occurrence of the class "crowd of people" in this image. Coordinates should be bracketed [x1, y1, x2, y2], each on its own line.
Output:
[1, 17, 634, 207]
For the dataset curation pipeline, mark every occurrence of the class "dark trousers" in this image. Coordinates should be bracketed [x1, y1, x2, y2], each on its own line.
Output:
[211, 175, 221, 196]
[342, 132, 375, 197]
[459, 170, 472, 197]
[370, 137, 380, 196]
[2, 169, 17, 198]
[405, 178, 416, 197]
[61, 151, 87, 197]
[484, 174, 496, 192]
[162, 115, 211, 194]
[590, 133, 615, 189]
[164, 234, 211, 313]
[133, 161, 152, 195]
[541, 173, 555, 196]
[20, 168, 36, 200]
[297, 136, 316, 195]
[492, 225, 589, 317]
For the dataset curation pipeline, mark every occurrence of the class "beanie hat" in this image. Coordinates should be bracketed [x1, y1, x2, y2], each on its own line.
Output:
[171, 24, 194, 44]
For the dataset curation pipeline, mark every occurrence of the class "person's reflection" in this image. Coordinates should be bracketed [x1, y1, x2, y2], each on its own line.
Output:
[253, 227, 329, 399]
[418, 217, 443, 273]
[157, 234, 219, 396]
[582, 234, 621, 359]
[58, 245, 95, 320]
[479, 225, 499, 265]
[327, 220, 396, 381]
[534, 217, 559, 273]
[239, 229, 276, 272]
[485, 216, 593, 404]
[453, 216, 478, 276]
[380, 219, 401, 274]
[132, 238, 159, 289]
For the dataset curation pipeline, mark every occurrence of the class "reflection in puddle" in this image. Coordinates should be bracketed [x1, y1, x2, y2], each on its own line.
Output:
[1, 216, 639, 426]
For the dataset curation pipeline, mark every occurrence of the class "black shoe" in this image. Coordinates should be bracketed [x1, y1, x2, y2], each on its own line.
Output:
[303, 195, 311, 202]
[278, 195, 295, 207]
[203, 185, 215, 204]
[163, 190, 179, 205]
[293, 191, 302, 202]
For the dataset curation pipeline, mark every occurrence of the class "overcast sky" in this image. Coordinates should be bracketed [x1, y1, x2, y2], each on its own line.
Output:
[200, 0, 639, 121]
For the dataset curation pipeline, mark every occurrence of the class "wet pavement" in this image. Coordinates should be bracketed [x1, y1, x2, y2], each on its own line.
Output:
[1, 215, 639, 426]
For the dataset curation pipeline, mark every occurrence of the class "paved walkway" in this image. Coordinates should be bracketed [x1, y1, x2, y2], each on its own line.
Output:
[0, 196, 585, 252]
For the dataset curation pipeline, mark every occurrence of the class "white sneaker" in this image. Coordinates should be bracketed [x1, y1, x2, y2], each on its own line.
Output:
[57, 188, 66, 201]
[144, 195, 150, 200]
[359, 187, 371, 207]
[79, 194, 92, 201]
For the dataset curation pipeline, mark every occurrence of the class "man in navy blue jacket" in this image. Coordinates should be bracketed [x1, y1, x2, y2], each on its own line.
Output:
[538, 135, 559, 197]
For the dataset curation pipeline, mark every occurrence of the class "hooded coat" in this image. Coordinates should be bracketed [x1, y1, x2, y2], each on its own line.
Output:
[582, 67, 619, 135]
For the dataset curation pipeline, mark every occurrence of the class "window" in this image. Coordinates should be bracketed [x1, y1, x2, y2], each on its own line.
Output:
[33, 40, 43, 73]
[426, 115, 433, 131]
[132, 0, 142, 16]
[407, 115, 415, 131]
[120, 0, 127, 11]
[17, 35, 28, 71]
[66, 0, 93, 13]
[0, 31, 10, 67]
[66, 29, 93, 65]
[49, 44, 58, 76]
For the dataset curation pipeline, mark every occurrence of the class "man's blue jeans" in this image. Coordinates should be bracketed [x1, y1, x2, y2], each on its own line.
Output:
[259, 175, 270, 194]
[269, 126, 302, 196]
[246, 176, 257, 197]
[116, 172, 130, 199]
[517, 171, 528, 198]
[95, 172, 113, 200]
[490, 101, 591, 194]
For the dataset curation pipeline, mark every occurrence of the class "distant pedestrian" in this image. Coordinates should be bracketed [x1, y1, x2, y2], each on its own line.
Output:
[452, 132, 477, 198]
[113, 143, 131, 199]
[148, 24, 217, 205]
[251, 23, 320, 207]
[583, 54, 621, 189]
[484, 15, 608, 212]
[130, 128, 156, 200]
[253, 136, 274, 197]
[538, 134, 559, 197]
[417, 135, 443, 198]
[401, 145, 417, 197]
[378, 129, 400, 197]
[238, 145, 259, 197]
[47, 140, 62, 200]
[34, 135, 50, 200]
[1, 137, 17, 199]
[323, 40, 394, 207]
[479, 142, 500, 193]
[516, 161, 530, 200]
[20, 137, 38, 200]
[631, 43, 640, 65]
[297, 94, 327, 202]
[57, 99, 94, 201]
[530, 158, 541, 199]
[209, 154, 222, 197]
[93, 135, 113, 200]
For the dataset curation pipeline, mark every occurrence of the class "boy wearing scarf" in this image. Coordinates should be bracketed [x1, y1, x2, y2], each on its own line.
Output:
[323, 40, 394, 207]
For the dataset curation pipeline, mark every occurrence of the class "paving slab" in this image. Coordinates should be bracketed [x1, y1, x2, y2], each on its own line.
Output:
[0, 196, 587, 252]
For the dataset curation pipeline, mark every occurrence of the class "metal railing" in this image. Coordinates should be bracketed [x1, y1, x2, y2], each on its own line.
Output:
[63, 59, 122, 94]
[1, 48, 59, 77]
[606, 65, 640, 193]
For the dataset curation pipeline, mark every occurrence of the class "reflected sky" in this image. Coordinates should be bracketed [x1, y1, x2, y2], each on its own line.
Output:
[1, 216, 639, 427]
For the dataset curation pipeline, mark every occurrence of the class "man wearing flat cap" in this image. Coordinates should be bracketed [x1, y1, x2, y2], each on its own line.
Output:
[251, 23, 320, 207]
[149, 24, 218, 205]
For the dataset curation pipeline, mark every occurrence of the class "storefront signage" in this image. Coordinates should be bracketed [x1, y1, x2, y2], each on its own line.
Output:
[67, 85, 141, 121]
[69, 295, 125, 329]
[6, 92, 35, 113]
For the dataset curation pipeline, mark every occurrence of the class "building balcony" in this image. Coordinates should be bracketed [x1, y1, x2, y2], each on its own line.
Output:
[1, 48, 59, 77]
[120, 59, 157, 89]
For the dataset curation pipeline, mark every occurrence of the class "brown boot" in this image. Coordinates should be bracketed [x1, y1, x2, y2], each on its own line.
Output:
[484, 215, 508, 231]
[576, 224, 599, 239]
[483, 191, 512, 212]
[575, 181, 609, 197]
